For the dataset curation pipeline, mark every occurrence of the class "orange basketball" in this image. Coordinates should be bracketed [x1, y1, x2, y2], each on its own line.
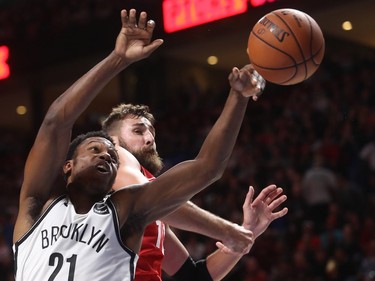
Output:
[247, 8, 325, 85]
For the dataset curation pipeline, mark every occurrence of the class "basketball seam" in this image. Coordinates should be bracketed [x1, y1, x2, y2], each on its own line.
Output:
[273, 11, 308, 81]
[307, 15, 316, 66]
[250, 30, 298, 85]
[251, 59, 313, 70]
[307, 16, 323, 66]
[249, 9, 324, 85]
[312, 44, 324, 65]
[250, 30, 298, 66]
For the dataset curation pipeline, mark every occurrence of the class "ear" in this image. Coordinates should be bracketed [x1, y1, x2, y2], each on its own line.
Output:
[63, 160, 72, 177]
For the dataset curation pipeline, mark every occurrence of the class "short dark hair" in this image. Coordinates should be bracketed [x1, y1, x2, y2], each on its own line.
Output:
[101, 103, 155, 133]
[66, 131, 115, 161]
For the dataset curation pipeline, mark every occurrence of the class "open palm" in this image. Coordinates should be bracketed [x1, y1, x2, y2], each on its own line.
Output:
[114, 9, 163, 64]
[243, 185, 288, 238]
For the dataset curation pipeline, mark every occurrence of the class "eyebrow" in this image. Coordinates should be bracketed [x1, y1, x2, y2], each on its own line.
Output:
[133, 122, 155, 135]
[86, 139, 103, 145]
[87, 139, 114, 147]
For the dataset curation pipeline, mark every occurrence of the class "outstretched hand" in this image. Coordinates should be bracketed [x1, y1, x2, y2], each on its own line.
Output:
[216, 184, 287, 255]
[243, 185, 288, 238]
[114, 9, 164, 65]
[228, 64, 266, 101]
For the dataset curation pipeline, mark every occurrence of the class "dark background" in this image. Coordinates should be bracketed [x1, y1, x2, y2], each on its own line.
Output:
[0, 1, 374, 281]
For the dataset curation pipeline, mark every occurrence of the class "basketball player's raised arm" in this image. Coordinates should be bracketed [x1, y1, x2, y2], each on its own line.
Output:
[163, 185, 288, 281]
[113, 65, 265, 250]
[203, 185, 288, 281]
[13, 9, 163, 243]
[163, 201, 253, 254]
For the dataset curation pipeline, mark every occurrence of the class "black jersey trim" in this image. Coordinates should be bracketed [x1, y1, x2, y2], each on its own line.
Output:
[13, 195, 66, 277]
[106, 198, 137, 258]
[15, 195, 66, 246]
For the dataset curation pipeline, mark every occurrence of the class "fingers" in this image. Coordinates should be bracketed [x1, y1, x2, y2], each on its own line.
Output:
[142, 39, 164, 56]
[228, 67, 240, 81]
[251, 184, 277, 206]
[242, 65, 265, 101]
[120, 9, 127, 27]
[265, 187, 284, 204]
[146, 19, 156, 33]
[216, 242, 234, 254]
[121, 9, 136, 28]
[128, 9, 137, 27]
[242, 186, 255, 209]
[138, 11, 147, 29]
[252, 70, 265, 90]
[251, 70, 266, 101]
[251, 185, 287, 216]
[274, 207, 289, 219]
[268, 193, 288, 211]
[229, 64, 266, 100]
[121, 8, 154, 31]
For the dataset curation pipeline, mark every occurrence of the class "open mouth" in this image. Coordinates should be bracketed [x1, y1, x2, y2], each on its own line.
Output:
[96, 163, 110, 174]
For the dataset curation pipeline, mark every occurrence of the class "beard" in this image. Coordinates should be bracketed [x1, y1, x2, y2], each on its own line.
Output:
[132, 149, 164, 176]
[119, 138, 164, 176]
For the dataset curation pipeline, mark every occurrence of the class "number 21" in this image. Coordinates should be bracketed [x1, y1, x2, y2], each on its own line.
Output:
[48, 253, 77, 281]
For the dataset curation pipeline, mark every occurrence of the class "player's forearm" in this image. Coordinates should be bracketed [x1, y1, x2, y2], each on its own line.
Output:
[137, 91, 250, 224]
[206, 250, 243, 281]
[170, 253, 242, 281]
[163, 201, 236, 240]
[22, 53, 127, 205]
[195, 89, 249, 178]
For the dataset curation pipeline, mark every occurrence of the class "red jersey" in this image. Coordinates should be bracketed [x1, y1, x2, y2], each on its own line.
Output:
[135, 167, 166, 281]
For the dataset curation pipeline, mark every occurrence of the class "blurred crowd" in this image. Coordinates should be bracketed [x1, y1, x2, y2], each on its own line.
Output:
[156, 47, 375, 281]
[1, 45, 374, 281]
[0, 0, 119, 43]
[0, 1, 375, 280]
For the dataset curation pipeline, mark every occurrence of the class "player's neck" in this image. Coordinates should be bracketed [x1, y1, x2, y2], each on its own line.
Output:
[67, 187, 104, 214]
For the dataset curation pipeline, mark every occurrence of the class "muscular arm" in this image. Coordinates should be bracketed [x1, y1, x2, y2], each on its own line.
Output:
[13, 9, 163, 243]
[158, 67, 266, 253]
[162, 226, 190, 276]
[206, 185, 288, 281]
[113, 65, 264, 253]
[111, 135, 250, 254]
[163, 202, 250, 254]
[13, 51, 127, 243]
[115, 88, 250, 224]
[164, 201, 234, 232]
[168, 185, 288, 281]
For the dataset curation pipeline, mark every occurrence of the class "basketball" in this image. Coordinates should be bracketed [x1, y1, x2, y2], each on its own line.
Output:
[247, 8, 325, 85]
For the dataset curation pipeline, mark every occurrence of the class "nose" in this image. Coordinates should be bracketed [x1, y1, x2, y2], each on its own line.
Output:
[145, 131, 155, 146]
[99, 152, 111, 163]
[144, 130, 155, 145]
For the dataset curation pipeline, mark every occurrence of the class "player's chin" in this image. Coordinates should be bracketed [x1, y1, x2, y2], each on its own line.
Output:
[92, 171, 117, 191]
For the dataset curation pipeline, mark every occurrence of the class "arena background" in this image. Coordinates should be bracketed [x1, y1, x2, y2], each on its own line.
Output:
[0, 0, 374, 280]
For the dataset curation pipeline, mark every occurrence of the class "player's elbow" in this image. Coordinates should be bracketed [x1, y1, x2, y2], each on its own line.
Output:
[198, 158, 227, 182]
[195, 150, 230, 180]
[42, 99, 74, 130]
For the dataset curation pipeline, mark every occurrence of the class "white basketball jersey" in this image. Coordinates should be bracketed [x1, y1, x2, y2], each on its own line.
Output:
[13, 195, 138, 281]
